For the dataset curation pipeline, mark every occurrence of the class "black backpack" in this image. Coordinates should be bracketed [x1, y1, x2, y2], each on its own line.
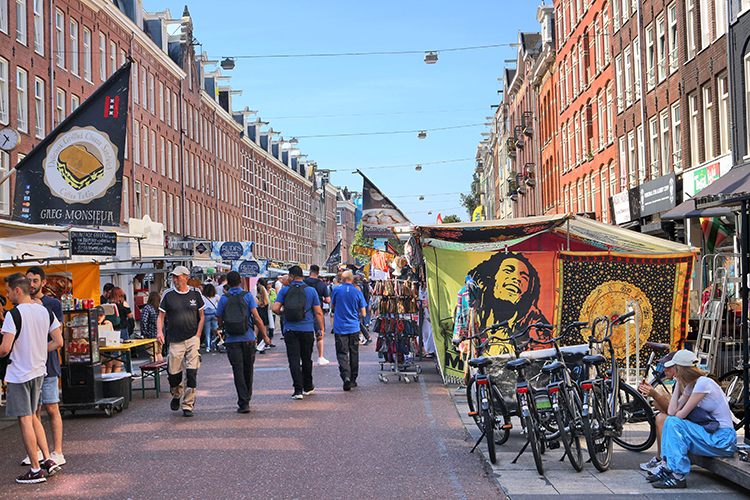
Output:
[223, 291, 250, 336]
[284, 283, 309, 322]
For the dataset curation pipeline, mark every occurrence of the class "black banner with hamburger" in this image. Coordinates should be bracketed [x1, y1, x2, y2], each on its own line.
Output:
[12, 62, 131, 226]
[358, 170, 410, 239]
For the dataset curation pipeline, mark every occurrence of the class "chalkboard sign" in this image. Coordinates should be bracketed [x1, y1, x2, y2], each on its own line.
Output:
[70, 231, 117, 256]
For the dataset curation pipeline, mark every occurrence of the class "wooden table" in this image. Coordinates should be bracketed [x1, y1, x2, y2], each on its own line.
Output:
[100, 338, 159, 374]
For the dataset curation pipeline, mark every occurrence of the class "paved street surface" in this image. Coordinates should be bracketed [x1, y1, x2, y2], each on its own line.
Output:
[452, 388, 750, 500]
[0, 330, 501, 500]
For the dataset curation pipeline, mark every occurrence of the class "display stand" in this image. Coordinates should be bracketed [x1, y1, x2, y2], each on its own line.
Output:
[59, 309, 124, 417]
[372, 279, 423, 383]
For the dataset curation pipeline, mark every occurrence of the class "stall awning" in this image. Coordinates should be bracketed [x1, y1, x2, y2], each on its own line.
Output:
[661, 163, 750, 220]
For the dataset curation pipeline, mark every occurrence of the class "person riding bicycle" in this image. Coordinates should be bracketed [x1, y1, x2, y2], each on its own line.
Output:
[645, 350, 737, 489]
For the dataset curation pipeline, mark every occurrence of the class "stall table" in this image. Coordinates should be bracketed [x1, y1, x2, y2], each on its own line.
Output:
[100, 338, 159, 374]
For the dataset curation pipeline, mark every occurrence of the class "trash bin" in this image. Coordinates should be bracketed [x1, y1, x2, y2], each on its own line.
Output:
[101, 373, 132, 410]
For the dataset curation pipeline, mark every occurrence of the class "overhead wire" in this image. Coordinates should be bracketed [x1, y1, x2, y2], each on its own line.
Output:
[225, 43, 514, 59]
[296, 123, 482, 139]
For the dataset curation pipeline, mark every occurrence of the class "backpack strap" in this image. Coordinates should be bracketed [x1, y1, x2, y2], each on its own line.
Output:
[8, 307, 22, 351]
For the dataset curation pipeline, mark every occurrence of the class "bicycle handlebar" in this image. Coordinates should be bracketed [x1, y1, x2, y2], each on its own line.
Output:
[452, 321, 510, 347]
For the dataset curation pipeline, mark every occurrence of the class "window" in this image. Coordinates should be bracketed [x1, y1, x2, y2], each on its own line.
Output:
[83, 28, 91, 81]
[595, 22, 601, 73]
[144, 184, 150, 217]
[122, 176, 129, 220]
[660, 110, 671, 176]
[668, 3, 678, 72]
[607, 85, 614, 142]
[613, 0, 621, 30]
[175, 196, 181, 233]
[141, 69, 147, 110]
[165, 89, 170, 127]
[603, 12, 611, 63]
[600, 167, 608, 222]
[656, 15, 666, 82]
[152, 187, 157, 222]
[167, 140, 172, 179]
[69, 19, 78, 76]
[597, 92, 605, 148]
[148, 73, 154, 114]
[716, 0, 726, 38]
[162, 192, 167, 230]
[168, 193, 174, 232]
[649, 117, 659, 179]
[628, 130, 637, 187]
[33, 0, 42, 54]
[718, 74, 729, 155]
[700, 0, 713, 49]
[133, 121, 141, 165]
[172, 91, 178, 130]
[16, 0, 26, 45]
[0, 58, 7, 124]
[159, 81, 164, 121]
[703, 86, 714, 161]
[637, 124, 646, 183]
[336, 210, 342, 225]
[686, 0, 696, 59]
[109, 41, 116, 76]
[16, 68, 27, 133]
[687, 93, 700, 168]
[672, 102, 682, 171]
[619, 136, 628, 191]
[132, 63, 138, 104]
[160, 137, 165, 175]
[615, 55, 624, 111]
[55, 10, 64, 68]
[150, 130, 155, 171]
[646, 24, 655, 89]
[633, 37, 641, 101]
[120, 49, 126, 67]
[0, 0, 7, 34]
[624, 46, 632, 107]
[70, 94, 79, 112]
[173, 143, 180, 181]
[141, 124, 148, 168]
[134, 181, 142, 219]
[99, 33, 106, 81]
[55, 88, 64, 126]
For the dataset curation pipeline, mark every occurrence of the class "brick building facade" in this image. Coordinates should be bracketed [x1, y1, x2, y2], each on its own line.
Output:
[0, 0, 335, 264]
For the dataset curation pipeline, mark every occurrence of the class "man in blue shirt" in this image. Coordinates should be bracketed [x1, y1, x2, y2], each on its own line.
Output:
[216, 271, 268, 413]
[331, 270, 367, 391]
[272, 266, 324, 400]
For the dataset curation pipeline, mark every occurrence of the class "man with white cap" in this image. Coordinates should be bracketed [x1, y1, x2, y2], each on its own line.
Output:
[157, 266, 205, 417]
[645, 349, 737, 489]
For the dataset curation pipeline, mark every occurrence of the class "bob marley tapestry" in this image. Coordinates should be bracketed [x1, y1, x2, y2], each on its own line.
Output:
[554, 252, 694, 368]
[423, 246, 556, 382]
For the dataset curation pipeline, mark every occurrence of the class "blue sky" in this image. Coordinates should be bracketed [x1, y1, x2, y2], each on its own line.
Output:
[145, 0, 543, 225]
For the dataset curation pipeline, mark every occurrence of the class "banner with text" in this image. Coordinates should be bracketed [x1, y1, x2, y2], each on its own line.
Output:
[211, 241, 254, 261]
[12, 63, 131, 225]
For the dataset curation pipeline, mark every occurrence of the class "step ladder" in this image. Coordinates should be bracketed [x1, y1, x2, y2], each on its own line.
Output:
[694, 266, 739, 374]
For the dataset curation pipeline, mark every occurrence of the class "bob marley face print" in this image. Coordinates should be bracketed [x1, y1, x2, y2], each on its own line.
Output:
[469, 251, 549, 353]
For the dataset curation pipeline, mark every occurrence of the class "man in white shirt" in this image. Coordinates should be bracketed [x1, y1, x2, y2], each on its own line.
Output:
[0, 273, 63, 484]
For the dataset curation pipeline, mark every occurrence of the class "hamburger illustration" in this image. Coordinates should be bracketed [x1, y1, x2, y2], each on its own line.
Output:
[56, 144, 105, 190]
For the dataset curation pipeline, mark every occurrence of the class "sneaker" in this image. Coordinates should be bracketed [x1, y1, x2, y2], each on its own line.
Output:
[363, 339, 373, 346]
[303, 387, 315, 396]
[350, 381, 358, 388]
[39, 459, 61, 477]
[183, 409, 194, 417]
[646, 467, 673, 483]
[16, 469, 46, 484]
[291, 392, 304, 400]
[237, 405, 250, 414]
[343, 378, 351, 391]
[20, 450, 43, 466]
[640, 456, 664, 474]
[268, 343, 276, 348]
[317, 357, 330, 366]
[170, 398, 181, 411]
[652, 472, 687, 489]
[50, 452, 66, 467]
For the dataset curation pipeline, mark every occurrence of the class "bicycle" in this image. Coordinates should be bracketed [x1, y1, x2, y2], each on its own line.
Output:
[458, 323, 513, 464]
[579, 312, 656, 471]
[718, 367, 746, 430]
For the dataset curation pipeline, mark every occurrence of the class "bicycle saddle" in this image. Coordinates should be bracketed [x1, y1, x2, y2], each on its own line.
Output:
[541, 360, 565, 374]
[506, 358, 531, 370]
[582, 354, 606, 365]
[468, 357, 493, 368]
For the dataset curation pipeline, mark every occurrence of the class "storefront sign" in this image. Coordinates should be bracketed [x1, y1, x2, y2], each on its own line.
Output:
[193, 241, 211, 260]
[610, 187, 641, 225]
[210, 241, 253, 261]
[70, 231, 117, 256]
[682, 153, 732, 199]
[233, 260, 267, 278]
[639, 173, 676, 217]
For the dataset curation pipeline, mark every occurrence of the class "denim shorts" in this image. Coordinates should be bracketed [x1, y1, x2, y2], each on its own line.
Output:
[40, 376, 60, 405]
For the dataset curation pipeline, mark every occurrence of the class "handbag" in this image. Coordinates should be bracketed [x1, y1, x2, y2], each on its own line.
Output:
[686, 406, 721, 433]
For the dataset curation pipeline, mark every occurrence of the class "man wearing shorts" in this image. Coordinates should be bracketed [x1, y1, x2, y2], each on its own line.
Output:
[18, 267, 66, 469]
[0, 273, 63, 484]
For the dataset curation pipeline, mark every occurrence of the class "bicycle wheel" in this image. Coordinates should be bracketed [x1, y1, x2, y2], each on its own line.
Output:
[480, 385, 496, 464]
[613, 381, 656, 452]
[467, 380, 482, 430]
[490, 384, 511, 445]
[524, 411, 545, 475]
[582, 385, 612, 472]
[719, 369, 746, 430]
[554, 389, 584, 471]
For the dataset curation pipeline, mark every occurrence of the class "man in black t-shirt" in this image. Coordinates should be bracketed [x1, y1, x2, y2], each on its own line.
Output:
[157, 266, 205, 417]
[304, 265, 331, 366]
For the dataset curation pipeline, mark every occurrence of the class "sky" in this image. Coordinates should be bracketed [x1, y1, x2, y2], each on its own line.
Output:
[144, 0, 543, 225]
